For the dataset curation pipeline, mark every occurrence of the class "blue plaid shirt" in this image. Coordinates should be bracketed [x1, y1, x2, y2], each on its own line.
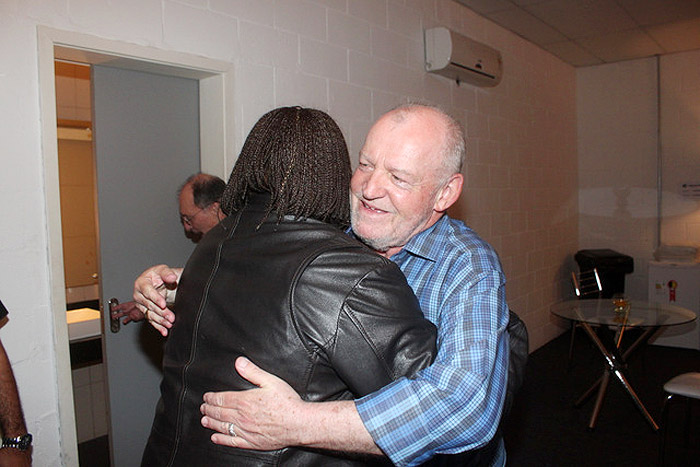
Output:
[354, 215, 509, 466]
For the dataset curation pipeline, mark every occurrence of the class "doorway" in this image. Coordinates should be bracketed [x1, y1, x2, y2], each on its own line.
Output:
[54, 62, 104, 449]
[38, 26, 233, 466]
[56, 60, 202, 465]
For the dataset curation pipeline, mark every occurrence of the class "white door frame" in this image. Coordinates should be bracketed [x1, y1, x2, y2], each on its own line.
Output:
[37, 26, 234, 464]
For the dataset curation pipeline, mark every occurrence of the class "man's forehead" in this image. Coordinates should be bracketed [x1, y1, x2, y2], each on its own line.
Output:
[179, 184, 195, 207]
[361, 120, 409, 153]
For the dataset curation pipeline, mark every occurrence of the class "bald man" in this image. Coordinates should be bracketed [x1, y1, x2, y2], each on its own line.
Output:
[177, 173, 225, 243]
[112, 173, 225, 324]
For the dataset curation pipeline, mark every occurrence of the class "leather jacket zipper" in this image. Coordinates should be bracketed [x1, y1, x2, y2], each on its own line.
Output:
[166, 209, 242, 465]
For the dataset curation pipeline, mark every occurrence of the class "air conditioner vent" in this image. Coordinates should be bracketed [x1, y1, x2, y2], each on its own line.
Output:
[424, 27, 502, 87]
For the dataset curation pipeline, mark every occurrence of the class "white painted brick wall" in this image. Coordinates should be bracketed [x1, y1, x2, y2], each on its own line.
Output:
[300, 37, 348, 81]
[328, 9, 371, 53]
[2, 0, 583, 463]
[275, 0, 327, 40]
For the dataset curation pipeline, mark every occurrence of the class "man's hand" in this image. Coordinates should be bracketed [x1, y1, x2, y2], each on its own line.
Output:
[200, 357, 306, 450]
[200, 357, 381, 455]
[111, 300, 145, 325]
[133, 265, 182, 336]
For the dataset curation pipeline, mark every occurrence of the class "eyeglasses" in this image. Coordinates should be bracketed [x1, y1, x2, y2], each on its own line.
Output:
[180, 206, 206, 226]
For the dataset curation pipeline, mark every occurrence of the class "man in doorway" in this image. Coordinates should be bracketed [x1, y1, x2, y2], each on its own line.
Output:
[136, 104, 510, 465]
[177, 172, 226, 244]
[113, 173, 225, 324]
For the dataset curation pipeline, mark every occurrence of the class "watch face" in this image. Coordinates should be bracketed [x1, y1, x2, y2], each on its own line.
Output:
[18, 433, 32, 450]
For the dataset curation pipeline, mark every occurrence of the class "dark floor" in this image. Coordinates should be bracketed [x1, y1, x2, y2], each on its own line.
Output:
[504, 331, 700, 466]
[78, 332, 700, 466]
[78, 434, 109, 466]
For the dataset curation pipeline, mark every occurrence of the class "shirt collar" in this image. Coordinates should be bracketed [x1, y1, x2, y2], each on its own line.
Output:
[348, 215, 448, 263]
[392, 215, 448, 262]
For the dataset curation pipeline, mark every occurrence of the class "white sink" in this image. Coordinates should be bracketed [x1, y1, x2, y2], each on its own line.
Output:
[66, 308, 101, 341]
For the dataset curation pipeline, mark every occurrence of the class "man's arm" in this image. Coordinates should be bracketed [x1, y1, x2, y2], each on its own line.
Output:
[202, 255, 438, 459]
[201, 357, 380, 454]
[132, 264, 183, 336]
[354, 270, 509, 465]
[200, 271, 509, 465]
[0, 338, 31, 466]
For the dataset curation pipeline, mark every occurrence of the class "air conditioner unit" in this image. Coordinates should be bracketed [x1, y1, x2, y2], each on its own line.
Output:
[424, 27, 502, 87]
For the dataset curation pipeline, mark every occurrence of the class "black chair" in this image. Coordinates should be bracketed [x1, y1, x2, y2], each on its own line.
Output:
[571, 268, 602, 299]
[568, 268, 602, 369]
[504, 309, 528, 416]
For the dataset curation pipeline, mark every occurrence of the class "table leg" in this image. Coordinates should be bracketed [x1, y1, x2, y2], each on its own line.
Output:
[575, 373, 603, 407]
[574, 324, 624, 407]
[621, 326, 658, 360]
[610, 363, 659, 431]
[575, 322, 660, 431]
[588, 370, 610, 429]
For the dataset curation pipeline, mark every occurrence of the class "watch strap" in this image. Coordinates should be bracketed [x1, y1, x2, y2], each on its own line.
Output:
[1, 433, 32, 451]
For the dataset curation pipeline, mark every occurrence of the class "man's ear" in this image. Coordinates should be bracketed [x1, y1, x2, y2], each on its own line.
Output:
[434, 173, 464, 213]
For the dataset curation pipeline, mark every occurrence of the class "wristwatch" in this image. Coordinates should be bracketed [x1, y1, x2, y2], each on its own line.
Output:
[1, 433, 32, 451]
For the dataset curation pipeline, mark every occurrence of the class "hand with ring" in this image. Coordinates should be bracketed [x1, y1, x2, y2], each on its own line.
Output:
[200, 357, 309, 450]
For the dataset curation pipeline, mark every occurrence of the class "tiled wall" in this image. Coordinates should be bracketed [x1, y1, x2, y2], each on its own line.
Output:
[58, 137, 99, 290]
[2, 1, 577, 463]
[577, 50, 700, 300]
[56, 63, 99, 293]
[66, 285, 100, 305]
[55, 61, 91, 122]
[71, 362, 108, 443]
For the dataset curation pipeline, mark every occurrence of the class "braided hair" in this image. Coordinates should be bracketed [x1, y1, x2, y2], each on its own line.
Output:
[220, 106, 351, 228]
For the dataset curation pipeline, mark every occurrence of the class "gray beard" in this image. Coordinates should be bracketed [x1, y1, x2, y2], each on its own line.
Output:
[350, 212, 391, 254]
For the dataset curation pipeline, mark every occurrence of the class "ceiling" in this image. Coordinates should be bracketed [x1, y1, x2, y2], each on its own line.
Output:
[454, 0, 700, 67]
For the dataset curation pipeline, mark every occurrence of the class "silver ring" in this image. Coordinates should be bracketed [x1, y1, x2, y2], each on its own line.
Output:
[227, 422, 236, 437]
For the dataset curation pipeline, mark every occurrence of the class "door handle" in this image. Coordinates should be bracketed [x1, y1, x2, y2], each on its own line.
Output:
[108, 298, 121, 333]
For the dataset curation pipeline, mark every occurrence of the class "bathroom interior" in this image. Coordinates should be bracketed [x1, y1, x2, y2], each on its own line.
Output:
[55, 60, 109, 446]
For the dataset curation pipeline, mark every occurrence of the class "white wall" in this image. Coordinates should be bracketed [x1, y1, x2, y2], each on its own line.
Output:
[577, 50, 700, 300]
[577, 58, 659, 298]
[659, 50, 700, 249]
[0, 1, 576, 464]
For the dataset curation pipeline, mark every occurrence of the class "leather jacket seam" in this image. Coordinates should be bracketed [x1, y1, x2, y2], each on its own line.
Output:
[335, 262, 399, 380]
[288, 239, 380, 393]
[287, 240, 345, 393]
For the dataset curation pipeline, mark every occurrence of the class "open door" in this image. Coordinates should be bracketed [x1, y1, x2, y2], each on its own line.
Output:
[93, 65, 199, 466]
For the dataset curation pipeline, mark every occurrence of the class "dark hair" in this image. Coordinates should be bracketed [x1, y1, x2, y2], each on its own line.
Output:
[179, 173, 226, 208]
[220, 106, 350, 228]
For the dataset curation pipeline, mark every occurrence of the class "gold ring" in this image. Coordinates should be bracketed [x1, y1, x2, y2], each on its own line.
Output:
[144, 308, 149, 319]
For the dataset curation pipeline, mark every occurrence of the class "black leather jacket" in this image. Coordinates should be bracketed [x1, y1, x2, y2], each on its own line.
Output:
[142, 193, 437, 466]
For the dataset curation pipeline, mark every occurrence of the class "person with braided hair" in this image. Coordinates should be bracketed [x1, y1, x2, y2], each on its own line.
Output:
[139, 104, 510, 467]
[139, 106, 437, 466]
